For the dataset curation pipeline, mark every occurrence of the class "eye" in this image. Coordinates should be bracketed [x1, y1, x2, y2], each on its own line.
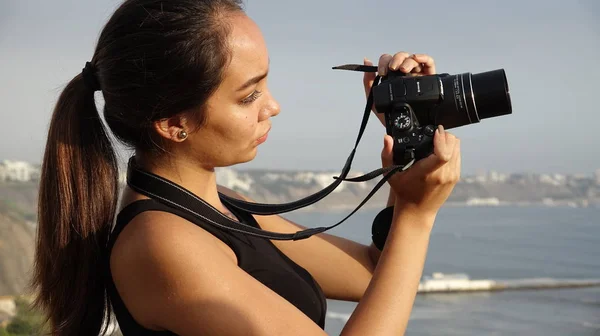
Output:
[240, 90, 263, 105]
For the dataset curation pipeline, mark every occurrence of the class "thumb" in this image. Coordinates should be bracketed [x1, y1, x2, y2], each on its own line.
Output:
[381, 134, 394, 168]
[414, 126, 453, 173]
[363, 58, 376, 98]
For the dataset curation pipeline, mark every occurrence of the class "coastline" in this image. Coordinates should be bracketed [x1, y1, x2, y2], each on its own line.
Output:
[289, 199, 599, 213]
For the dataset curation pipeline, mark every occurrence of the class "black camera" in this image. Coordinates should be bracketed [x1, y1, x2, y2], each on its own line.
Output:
[126, 66, 513, 242]
[372, 69, 512, 165]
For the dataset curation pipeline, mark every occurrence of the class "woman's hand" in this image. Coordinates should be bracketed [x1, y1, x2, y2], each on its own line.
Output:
[362, 52, 436, 126]
[381, 125, 461, 219]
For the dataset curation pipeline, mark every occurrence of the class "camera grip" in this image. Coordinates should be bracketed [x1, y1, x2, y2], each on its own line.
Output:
[391, 123, 436, 166]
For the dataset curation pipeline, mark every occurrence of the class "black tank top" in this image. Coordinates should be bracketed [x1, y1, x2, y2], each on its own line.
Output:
[105, 197, 327, 335]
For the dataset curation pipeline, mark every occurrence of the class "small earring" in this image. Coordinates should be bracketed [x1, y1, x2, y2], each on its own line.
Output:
[177, 130, 188, 140]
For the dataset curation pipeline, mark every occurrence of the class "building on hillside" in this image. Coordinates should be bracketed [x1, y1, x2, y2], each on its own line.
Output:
[0, 160, 40, 182]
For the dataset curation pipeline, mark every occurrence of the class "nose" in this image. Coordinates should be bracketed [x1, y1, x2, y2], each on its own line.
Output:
[259, 91, 280, 120]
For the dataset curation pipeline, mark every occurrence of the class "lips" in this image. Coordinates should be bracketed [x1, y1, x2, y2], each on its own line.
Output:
[256, 127, 270, 145]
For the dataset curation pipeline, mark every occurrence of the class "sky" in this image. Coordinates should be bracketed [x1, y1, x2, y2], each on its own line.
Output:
[0, 0, 599, 175]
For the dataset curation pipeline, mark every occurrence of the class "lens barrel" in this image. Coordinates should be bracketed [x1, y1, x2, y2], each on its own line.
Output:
[435, 69, 511, 129]
[472, 69, 512, 120]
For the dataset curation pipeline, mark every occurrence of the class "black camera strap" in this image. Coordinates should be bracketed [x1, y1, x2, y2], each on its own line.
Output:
[127, 76, 413, 241]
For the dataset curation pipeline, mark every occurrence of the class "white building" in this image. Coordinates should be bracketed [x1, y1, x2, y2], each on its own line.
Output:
[0, 160, 40, 182]
[418, 273, 496, 292]
[488, 170, 508, 183]
[539, 173, 566, 186]
[466, 197, 501, 206]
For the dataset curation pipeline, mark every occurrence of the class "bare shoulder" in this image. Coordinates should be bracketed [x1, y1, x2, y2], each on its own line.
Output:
[110, 205, 325, 336]
[109, 210, 236, 327]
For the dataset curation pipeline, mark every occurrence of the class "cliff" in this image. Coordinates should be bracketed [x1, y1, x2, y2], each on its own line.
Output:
[0, 169, 599, 295]
[216, 168, 600, 209]
[0, 183, 37, 296]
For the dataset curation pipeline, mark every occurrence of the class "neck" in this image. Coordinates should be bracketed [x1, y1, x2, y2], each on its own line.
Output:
[134, 152, 224, 211]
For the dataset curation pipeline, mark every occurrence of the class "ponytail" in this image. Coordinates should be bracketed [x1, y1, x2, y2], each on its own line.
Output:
[32, 72, 118, 335]
[29, 0, 248, 333]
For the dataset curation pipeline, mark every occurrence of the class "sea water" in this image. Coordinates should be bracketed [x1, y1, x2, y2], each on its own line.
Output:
[283, 206, 600, 335]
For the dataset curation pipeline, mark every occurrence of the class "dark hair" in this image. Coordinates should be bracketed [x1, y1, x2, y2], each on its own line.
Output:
[32, 0, 244, 334]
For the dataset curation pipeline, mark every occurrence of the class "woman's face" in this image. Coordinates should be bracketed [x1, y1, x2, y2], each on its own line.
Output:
[187, 13, 280, 168]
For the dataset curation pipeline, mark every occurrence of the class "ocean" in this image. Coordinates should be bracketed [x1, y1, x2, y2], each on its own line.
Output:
[283, 206, 600, 336]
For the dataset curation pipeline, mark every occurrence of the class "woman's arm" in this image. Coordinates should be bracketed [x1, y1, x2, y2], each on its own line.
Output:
[112, 125, 459, 336]
[342, 205, 435, 334]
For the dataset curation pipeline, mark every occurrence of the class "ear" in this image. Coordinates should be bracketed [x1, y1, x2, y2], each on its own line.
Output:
[153, 115, 190, 142]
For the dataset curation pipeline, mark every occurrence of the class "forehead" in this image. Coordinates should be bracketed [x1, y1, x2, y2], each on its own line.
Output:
[224, 14, 269, 82]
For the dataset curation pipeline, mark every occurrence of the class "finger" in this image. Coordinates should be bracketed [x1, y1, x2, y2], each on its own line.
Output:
[411, 54, 436, 74]
[415, 126, 454, 173]
[378, 54, 393, 77]
[399, 57, 422, 74]
[451, 138, 462, 182]
[433, 126, 455, 163]
[448, 136, 460, 166]
[381, 135, 394, 168]
[388, 51, 411, 72]
[363, 58, 376, 98]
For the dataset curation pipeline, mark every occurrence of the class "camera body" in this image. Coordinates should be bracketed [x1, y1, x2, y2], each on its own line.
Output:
[372, 69, 511, 165]
[373, 72, 443, 165]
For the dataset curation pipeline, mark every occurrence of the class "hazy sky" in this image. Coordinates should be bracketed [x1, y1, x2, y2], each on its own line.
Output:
[1, 0, 599, 174]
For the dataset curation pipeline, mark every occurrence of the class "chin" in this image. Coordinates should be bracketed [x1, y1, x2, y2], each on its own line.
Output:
[220, 148, 258, 167]
[240, 148, 259, 163]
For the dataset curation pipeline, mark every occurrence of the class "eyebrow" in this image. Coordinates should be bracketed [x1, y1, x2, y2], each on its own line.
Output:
[237, 71, 268, 92]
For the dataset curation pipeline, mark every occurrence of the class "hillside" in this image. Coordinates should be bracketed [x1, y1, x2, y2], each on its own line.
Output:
[0, 169, 599, 296]
[0, 182, 37, 296]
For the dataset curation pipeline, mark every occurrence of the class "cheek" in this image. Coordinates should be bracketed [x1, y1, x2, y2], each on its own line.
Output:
[220, 109, 258, 141]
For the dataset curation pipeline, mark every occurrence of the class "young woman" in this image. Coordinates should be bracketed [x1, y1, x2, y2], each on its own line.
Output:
[33, 0, 461, 335]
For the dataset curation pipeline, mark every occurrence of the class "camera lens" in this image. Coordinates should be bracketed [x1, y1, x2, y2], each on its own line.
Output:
[471, 69, 512, 120]
[435, 69, 512, 130]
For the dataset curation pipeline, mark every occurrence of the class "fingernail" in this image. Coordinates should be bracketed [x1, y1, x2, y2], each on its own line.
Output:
[438, 125, 445, 134]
